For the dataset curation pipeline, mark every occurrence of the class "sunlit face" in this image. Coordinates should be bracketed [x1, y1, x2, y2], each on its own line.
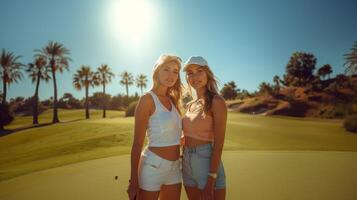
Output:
[186, 64, 208, 90]
[157, 61, 180, 88]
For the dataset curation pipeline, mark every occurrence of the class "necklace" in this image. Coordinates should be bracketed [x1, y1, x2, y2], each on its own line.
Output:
[194, 97, 204, 104]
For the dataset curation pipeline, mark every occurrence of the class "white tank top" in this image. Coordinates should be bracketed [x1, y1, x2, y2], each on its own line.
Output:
[146, 91, 182, 147]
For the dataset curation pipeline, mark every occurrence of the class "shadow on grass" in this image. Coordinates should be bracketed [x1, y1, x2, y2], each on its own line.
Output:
[0, 119, 86, 137]
[0, 123, 53, 137]
[60, 119, 85, 123]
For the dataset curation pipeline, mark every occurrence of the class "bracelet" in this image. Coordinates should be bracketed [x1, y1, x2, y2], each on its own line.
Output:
[208, 172, 217, 179]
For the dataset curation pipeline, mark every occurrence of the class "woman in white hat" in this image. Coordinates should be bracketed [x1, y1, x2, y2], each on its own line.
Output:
[182, 56, 227, 200]
[127, 54, 183, 200]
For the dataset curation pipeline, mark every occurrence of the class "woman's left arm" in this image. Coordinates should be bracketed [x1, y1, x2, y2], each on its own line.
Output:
[202, 95, 227, 198]
[210, 95, 227, 174]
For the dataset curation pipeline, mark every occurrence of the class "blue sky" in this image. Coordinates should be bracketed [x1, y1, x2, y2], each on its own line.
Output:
[1, 0, 357, 100]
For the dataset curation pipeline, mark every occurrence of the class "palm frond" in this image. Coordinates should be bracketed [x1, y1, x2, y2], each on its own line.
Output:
[343, 41, 357, 75]
[96, 64, 115, 85]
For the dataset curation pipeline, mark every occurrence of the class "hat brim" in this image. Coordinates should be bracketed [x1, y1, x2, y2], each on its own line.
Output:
[183, 63, 209, 71]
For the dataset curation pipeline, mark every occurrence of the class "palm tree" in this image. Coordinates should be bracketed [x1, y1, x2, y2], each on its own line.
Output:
[35, 41, 71, 123]
[95, 64, 115, 118]
[27, 56, 51, 124]
[344, 41, 357, 75]
[325, 65, 333, 79]
[273, 75, 281, 94]
[317, 64, 333, 80]
[120, 71, 133, 97]
[136, 74, 148, 95]
[73, 66, 98, 119]
[273, 75, 280, 87]
[0, 49, 24, 106]
[317, 68, 325, 80]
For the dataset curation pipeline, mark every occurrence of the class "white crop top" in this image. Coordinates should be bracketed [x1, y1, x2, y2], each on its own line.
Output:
[146, 91, 182, 147]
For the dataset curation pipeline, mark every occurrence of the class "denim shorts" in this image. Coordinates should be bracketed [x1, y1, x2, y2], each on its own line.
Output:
[138, 148, 182, 191]
[182, 143, 226, 190]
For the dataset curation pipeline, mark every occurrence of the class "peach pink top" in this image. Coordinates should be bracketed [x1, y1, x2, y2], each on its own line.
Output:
[182, 100, 214, 142]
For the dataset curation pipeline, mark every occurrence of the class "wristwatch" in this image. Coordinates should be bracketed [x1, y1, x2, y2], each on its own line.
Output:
[208, 172, 217, 179]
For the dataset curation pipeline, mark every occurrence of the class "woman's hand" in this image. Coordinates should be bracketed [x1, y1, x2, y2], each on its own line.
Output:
[201, 176, 215, 200]
[127, 180, 139, 200]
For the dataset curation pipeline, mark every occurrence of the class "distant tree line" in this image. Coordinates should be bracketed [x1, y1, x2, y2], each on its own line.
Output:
[0, 41, 147, 130]
[7, 92, 139, 114]
[220, 41, 357, 100]
[1, 41, 357, 130]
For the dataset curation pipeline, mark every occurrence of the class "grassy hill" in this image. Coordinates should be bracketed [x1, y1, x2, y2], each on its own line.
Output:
[0, 109, 356, 182]
[228, 85, 357, 119]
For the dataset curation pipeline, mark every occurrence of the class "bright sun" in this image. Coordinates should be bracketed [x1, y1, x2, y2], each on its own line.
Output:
[107, 0, 156, 47]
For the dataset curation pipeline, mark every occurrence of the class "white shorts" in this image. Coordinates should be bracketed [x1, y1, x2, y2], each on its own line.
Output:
[138, 148, 182, 191]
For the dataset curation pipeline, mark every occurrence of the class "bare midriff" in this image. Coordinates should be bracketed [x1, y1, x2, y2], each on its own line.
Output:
[148, 145, 181, 161]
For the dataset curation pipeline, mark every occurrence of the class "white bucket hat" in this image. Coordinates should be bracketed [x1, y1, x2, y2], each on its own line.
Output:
[183, 56, 209, 71]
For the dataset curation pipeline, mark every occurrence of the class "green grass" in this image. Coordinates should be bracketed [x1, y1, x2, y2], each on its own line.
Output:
[1, 151, 356, 200]
[0, 109, 132, 181]
[224, 112, 357, 151]
[0, 109, 357, 182]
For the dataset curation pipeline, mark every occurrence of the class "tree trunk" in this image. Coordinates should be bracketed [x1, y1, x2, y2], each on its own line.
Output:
[85, 86, 89, 119]
[126, 84, 129, 97]
[103, 83, 106, 118]
[0, 78, 5, 129]
[141, 86, 143, 95]
[33, 75, 41, 125]
[1, 80, 7, 130]
[2, 79, 7, 105]
[51, 59, 60, 123]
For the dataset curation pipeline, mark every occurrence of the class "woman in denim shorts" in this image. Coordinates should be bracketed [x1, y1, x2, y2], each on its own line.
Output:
[182, 56, 227, 200]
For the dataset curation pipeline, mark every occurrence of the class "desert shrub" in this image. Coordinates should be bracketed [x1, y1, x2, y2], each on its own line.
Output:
[125, 101, 138, 117]
[344, 115, 357, 133]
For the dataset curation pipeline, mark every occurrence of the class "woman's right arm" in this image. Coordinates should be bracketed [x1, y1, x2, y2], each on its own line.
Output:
[128, 94, 152, 194]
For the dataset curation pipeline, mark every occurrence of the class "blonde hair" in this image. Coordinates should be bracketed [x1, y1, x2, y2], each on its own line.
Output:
[184, 64, 219, 113]
[151, 54, 183, 114]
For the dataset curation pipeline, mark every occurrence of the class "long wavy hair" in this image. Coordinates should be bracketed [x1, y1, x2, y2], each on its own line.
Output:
[151, 54, 183, 114]
[185, 64, 219, 114]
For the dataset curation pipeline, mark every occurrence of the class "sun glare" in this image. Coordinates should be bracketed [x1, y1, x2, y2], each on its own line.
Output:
[107, 0, 156, 48]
